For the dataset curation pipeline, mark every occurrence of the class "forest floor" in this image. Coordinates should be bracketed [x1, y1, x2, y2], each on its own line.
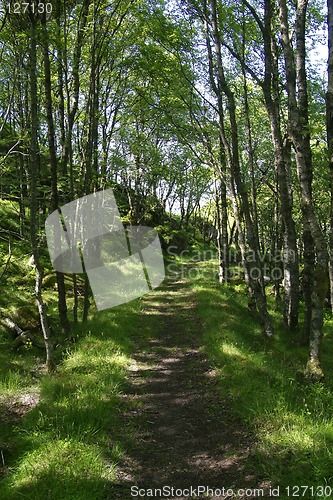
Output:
[2, 260, 333, 499]
[108, 276, 267, 499]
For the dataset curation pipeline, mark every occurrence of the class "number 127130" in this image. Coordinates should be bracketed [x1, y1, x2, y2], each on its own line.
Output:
[7, 2, 52, 14]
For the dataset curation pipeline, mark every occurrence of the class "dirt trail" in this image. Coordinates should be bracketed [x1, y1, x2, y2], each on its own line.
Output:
[108, 277, 266, 500]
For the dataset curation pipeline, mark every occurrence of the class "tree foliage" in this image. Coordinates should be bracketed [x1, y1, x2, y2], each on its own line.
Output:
[0, 0, 331, 378]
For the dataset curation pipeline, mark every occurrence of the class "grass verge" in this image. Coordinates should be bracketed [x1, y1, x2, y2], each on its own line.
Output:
[192, 257, 333, 494]
[0, 297, 148, 500]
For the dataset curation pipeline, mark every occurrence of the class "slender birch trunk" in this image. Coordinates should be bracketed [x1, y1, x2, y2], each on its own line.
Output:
[205, 0, 273, 335]
[29, 11, 54, 372]
[279, 0, 329, 379]
[42, 10, 70, 335]
[262, 0, 299, 330]
[326, 0, 333, 315]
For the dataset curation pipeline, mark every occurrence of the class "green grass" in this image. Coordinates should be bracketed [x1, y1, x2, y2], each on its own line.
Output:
[0, 298, 148, 499]
[192, 257, 333, 494]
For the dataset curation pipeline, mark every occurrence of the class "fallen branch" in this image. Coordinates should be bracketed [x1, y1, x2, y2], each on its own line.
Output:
[4, 317, 23, 335]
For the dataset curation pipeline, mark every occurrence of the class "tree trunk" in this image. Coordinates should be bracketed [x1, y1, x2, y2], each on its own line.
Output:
[272, 181, 282, 308]
[42, 11, 70, 335]
[82, 273, 90, 322]
[302, 217, 315, 341]
[55, 0, 66, 178]
[326, 0, 333, 315]
[214, 177, 223, 283]
[241, 30, 259, 237]
[62, 0, 90, 180]
[261, 0, 299, 330]
[218, 139, 229, 283]
[28, 13, 54, 372]
[206, 0, 273, 335]
[214, 176, 229, 283]
[279, 0, 329, 379]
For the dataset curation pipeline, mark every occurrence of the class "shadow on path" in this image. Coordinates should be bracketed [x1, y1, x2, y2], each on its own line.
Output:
[107, 278, 265, 500]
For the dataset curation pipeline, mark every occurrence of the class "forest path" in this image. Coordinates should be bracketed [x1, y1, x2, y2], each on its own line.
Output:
[108, 276, 263, 500]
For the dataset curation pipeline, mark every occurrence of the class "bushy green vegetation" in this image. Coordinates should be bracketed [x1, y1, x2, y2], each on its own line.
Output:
[192, 257, 333, 493]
